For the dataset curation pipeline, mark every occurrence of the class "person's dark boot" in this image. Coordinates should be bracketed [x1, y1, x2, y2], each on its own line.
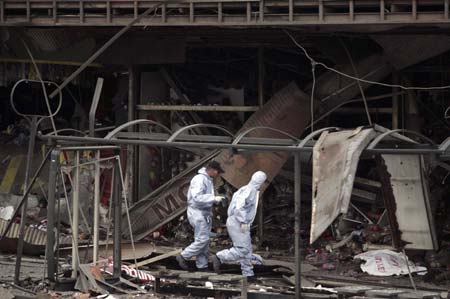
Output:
[211, 255, 222, 273]
[197, 267, 210, 272]
[176, 255, 189, 270]
[247, 275, 257, 283]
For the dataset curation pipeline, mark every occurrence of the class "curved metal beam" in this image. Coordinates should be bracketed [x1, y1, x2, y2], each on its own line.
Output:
[105, 119, 171, 140]
[167, 124, 233, 142]
[10, 79, 63, 121]
[367, 129, 436, 150]
[45, 129, 87, 136]
[297, 127, 341, 148]
[232, 126, 299, 145]
[439, 136, 450, 152]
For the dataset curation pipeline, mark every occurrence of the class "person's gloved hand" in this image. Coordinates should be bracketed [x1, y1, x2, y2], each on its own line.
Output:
[240, 223, 249, 233]
[214, 196, 225, 203]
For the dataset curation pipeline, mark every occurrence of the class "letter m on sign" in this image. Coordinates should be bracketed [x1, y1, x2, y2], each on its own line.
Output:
[152, 194, 181, 220]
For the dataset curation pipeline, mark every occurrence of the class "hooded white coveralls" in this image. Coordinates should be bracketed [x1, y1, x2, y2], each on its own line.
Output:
[216, 171, 267, 276]
[181, 167, 216, 269]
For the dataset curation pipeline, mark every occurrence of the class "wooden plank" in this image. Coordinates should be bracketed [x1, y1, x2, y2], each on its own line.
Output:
[446, 0, 449, 20]
[189, 2, 194, 22]
[259, 0, 263, 22]
[107, 0, 111, 23]
[79, 0, 84, 24]
[26, 0, 30, 21]
[129, 249, 181, 268]
[1, 1, 4, 22]
[319, 0, 324, 21]
[246, 1, 251, 22]
[380, 0, 385, 20]
[162, 3, 166, 22]
[218, 2, 222, 22]
[349, 0, 354, 21]
[412, 0, 417, 19]
[288, 0, 293, 22]
[134, 0, 138, 18]
[52, 0, 56, 23]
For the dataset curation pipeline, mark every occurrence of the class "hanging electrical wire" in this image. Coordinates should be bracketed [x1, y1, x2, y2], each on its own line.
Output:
[284, 30, 450, 91]
[339, 38, 373, 126]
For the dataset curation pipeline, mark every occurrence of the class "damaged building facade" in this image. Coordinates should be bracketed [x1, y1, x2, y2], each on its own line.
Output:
[0, 1, 449, 298]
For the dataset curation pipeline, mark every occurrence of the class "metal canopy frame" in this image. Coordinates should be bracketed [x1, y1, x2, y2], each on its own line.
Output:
[38, 120, 449, 299]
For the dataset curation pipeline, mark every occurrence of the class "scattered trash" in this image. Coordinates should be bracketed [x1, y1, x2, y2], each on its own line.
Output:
[0, 206, 14, 221]
[205, 281, 214, 289]
[354, 250, 427, 276]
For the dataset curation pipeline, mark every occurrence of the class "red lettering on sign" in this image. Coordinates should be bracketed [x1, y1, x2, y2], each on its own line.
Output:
[152, 194, 181, 220]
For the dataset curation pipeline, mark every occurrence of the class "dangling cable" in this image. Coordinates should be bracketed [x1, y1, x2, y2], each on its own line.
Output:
[339, 38, 372, 126]
[284, 30, 450, 91]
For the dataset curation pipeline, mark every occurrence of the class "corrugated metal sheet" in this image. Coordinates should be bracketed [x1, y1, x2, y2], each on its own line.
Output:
[215, 82, 311, 190]
[0, 218, 46, 246]
[310, 127, 377, 244]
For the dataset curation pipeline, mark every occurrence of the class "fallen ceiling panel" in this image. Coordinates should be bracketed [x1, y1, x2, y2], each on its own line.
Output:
[310, 127, 377, 244]
[215, 82, 311, 190]
[377, 154, 437, 250]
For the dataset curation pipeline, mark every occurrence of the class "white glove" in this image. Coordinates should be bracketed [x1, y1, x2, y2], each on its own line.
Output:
[240, 223, 249, 233]
[214, 196, 225, 203]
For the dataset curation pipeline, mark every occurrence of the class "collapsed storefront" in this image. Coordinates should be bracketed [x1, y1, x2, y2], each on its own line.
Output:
[0, 1, 449, 298]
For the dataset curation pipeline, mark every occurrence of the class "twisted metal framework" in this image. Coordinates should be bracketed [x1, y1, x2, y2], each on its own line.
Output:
[41, 119, 450, 157]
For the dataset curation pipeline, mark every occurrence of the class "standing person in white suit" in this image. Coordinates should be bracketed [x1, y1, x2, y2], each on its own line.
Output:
[176, 161, 225, 271]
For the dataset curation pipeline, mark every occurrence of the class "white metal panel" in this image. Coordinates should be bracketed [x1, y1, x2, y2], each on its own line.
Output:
[310, 127, 376, 244]
[382, 155, 436, 250]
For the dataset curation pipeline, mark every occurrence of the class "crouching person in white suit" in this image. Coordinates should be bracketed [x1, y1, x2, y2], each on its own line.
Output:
[211, 171, 267, 281]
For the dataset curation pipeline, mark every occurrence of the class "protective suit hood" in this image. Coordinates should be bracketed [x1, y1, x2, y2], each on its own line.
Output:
[198, 167, 209, 177]
[247, 171, 267, 190]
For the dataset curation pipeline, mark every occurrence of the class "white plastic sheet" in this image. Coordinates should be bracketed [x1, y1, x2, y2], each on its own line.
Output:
[354, 249, 427, 276]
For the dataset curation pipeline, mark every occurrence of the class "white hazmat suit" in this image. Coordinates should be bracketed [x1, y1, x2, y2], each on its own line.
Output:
[181, 167, 216, 269]
[216, 171, 267, 277]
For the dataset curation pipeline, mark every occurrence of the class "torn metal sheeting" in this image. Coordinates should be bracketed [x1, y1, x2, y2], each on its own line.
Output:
[310, 127, 377, 244]
[59, 242, 160, 261]
[378, 155, 437, 250]
[216, 82, 311, 190]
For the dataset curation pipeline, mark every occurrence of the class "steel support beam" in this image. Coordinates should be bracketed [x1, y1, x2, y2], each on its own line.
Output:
[137, 105, 259, 112]
[47, 149, 60, 282]
[14, 116, 37, 284]
[39, 134, 445, 156]
[113, 151, 122, 278]
[294, 153, 301, 299]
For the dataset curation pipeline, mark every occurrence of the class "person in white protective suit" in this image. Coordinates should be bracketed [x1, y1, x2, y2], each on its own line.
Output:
[211, 171, 267, 280]
[176, 161, 226, 271]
